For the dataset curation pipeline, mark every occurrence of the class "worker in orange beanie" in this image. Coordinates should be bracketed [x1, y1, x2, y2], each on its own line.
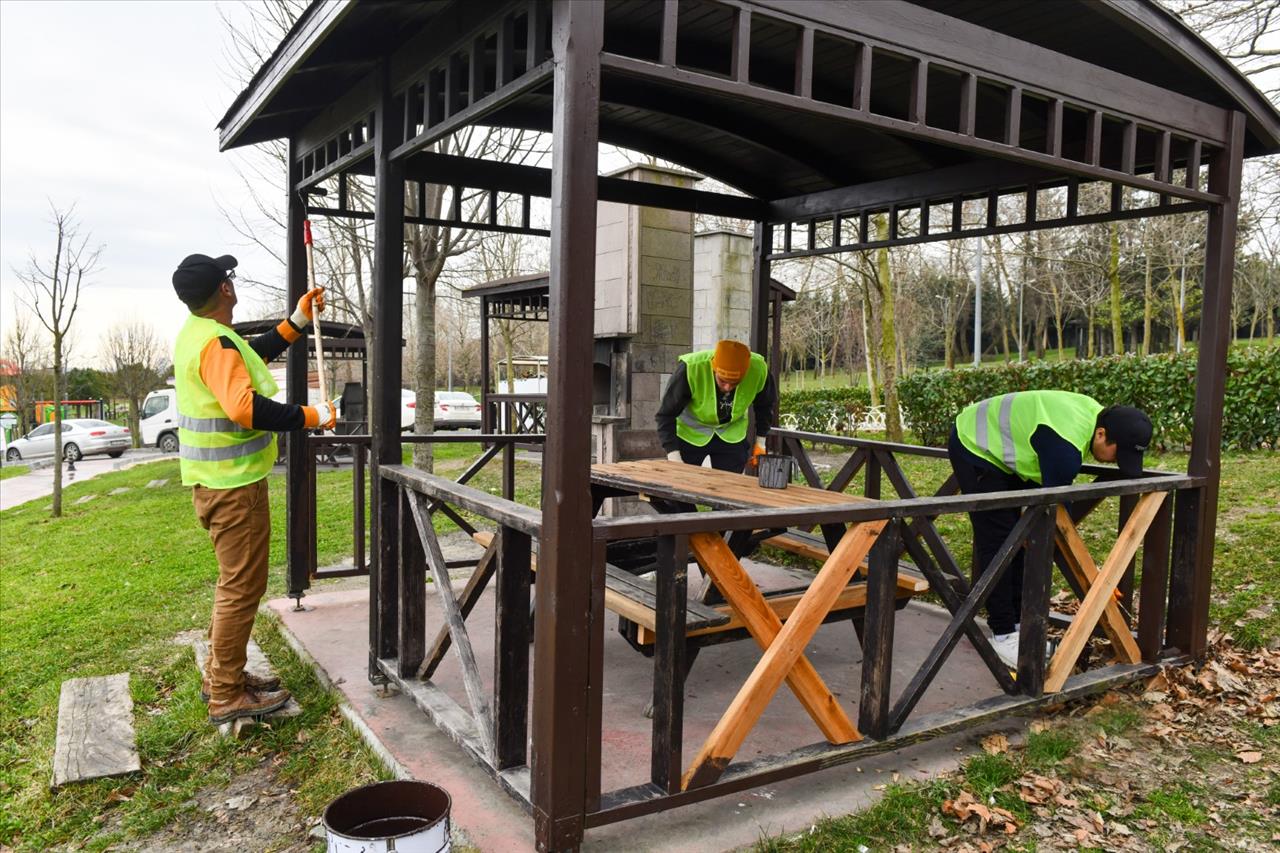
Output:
[655, 339, 777, 472]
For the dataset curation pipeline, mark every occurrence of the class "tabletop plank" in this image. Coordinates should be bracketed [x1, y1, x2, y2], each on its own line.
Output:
[591, 460, 871, 510]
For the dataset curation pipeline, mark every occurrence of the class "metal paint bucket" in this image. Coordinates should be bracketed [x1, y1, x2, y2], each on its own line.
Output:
[757, 453, 793, 489]
[323, 780, 451, 853]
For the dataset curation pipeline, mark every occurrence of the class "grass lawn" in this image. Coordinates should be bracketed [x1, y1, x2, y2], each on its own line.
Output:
[0, 464, 30, 481]
[1, 440, 1275, 850]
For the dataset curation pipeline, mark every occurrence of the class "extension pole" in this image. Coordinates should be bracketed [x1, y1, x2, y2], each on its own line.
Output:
[303, 219, 328, 403]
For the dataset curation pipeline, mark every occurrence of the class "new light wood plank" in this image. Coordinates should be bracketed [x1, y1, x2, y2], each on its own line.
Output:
[1054, 506, 1143, 664]
[1046, 493, 1165, 692]
[688, 531, 860, 744]
[52, 674, 140, 789]
[682, 521, 884, 790]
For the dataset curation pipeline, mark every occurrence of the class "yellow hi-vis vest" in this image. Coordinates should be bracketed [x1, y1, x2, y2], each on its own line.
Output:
[174, 315, 279, 488]
[675, 349, 767, 447]
[955, 390, 1102, 484]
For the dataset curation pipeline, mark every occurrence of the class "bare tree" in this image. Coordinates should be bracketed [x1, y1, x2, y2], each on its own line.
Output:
[1, 311, 50, 437]
[102, 322, 165, 448]
[14, 204, 101, 517]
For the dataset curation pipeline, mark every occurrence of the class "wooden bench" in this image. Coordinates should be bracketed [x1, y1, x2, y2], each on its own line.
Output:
[470, 531, 730, 636]
[471, 530, 927, 648]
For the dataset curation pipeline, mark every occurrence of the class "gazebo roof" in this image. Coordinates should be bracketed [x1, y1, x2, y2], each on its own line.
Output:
[219, 0, 1280, 202]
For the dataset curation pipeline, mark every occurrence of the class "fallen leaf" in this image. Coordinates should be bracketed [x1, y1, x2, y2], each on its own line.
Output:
[1236, 750, 1262, 764]
[981, 733, 1009, 755]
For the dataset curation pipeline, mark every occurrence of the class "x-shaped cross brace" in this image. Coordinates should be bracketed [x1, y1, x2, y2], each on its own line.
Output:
[680, 521, 885, 789]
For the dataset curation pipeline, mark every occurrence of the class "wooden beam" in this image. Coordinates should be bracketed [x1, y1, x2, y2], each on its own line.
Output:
[408, 493, 495, 758]
[1053, 506, 1143, 665]
[421, 532, 501, 679]
[1046, 493, 1166, 692]
[682, 523, 883, 789]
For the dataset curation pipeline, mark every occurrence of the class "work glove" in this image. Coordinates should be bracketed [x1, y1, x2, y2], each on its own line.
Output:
[304, 399, 338, 430]
[666, 450, 682, 463]
[291, 287, 326, 329]
[747, 437, 767, 469]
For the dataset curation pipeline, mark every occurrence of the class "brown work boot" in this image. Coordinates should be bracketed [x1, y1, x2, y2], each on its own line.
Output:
[208, 687, 291, 725]
[201, 671, 281, 703]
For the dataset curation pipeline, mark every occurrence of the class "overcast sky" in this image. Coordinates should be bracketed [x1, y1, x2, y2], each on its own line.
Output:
[0, 0, 279, 366]
[1, 2, 1275, 369]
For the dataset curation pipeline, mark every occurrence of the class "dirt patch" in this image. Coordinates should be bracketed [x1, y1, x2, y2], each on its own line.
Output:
[112, 763, 318, 853]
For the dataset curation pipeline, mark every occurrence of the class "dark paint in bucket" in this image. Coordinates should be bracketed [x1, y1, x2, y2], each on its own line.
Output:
[324, 779, 451, 851]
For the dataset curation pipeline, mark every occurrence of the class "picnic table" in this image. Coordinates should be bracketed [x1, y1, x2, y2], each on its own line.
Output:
[589, 460, 928, 788]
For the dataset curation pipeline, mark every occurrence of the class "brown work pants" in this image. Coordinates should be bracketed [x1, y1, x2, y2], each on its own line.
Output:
[193, 478, 271, 703]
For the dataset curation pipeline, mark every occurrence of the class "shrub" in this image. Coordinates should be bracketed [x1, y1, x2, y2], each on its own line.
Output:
[778, 386, 873, 434]
[895, 347, 1280, 450]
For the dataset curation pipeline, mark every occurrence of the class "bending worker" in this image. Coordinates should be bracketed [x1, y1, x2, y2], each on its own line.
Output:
[948, 390, 1152, 668]
[656, 339, 777, 472]
[171, 253, 336, 725]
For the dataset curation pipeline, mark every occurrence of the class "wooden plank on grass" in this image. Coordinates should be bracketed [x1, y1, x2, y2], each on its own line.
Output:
[52, 674, 140, 789]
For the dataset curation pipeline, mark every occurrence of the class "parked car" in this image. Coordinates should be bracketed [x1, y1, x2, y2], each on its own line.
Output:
[434, 391, 482, 430]
[5, 419, 131, 462]
[140, 388, 179, 452]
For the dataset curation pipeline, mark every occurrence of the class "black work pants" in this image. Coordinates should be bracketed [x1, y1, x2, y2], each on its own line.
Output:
[677, 434, 750, 472]
[947, 426, 1029, 635]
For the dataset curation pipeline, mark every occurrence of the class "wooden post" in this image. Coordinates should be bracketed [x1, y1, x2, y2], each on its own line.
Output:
[1116, 493, 1137, 619]
[397, 486, 426, 677]
[1168, 112, 1244, 661]
[750, 221, 772, 357]
[1137, 495, 1172, 662]
[370, 60, 406, 680]
[531, 3, 602, 849]
[285, 140, 311, 601]
[1017, 506, 1055, 696]
[494, 526, 532, 769]
[652, 534, 689, 793]
[480, 295, 491, 434]
[858, 518, 900, 739]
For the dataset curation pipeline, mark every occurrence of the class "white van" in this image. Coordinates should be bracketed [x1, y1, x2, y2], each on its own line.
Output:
[140, 388, 180, 452]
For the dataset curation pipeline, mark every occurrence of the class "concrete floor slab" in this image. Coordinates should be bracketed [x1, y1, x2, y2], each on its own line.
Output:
[269, 566, 1023, 852]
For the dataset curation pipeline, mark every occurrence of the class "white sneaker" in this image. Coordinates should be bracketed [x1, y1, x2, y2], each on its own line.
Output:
[991, 632, 1020, 668]
[990, 630, 1057, 669]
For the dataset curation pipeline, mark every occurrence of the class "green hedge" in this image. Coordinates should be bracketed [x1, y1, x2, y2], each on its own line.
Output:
[896, 347, 1280, 450]
[778, 386, 873, 433]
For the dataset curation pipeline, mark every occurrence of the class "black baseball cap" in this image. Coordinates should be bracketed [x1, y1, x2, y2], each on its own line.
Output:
[172, 253, 237, 308]
[1098, 405, 1153, 477]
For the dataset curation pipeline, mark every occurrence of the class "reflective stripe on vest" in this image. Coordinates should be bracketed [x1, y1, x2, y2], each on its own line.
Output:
[179, 431, 274, 461]
[674, 349, 767, 447]
[956, 390, 1103, 484]
[174, 314, 280, 489]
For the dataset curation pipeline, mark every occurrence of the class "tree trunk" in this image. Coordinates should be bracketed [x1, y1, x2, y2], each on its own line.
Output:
[873, 215, 901, 440]
[1086, 302, 1096, 359]
[860, 289, 879, 406]
[1108, 223, 1124, 355]
[128, 398, 141, 448]
[52, 337, 64, 518]
[1142, 250, 1153, 356]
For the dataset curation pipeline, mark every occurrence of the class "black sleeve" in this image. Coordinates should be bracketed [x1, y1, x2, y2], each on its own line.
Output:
[753, 370, 778, 438]
[248, 318, 304, 363]
[655, 362, 691, 452]
[251, 392, 307, 432]
[1030, 424, 1083, 488]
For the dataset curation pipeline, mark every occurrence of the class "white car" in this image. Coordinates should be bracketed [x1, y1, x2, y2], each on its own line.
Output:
[434, 391, 482, 430]
[5, 419, 131, 462]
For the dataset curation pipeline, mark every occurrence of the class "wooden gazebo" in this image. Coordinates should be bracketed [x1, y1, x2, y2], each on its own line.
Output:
[219, 2, 1280, 849]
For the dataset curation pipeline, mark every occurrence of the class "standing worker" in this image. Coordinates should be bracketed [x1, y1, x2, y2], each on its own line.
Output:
[948, 390, 1152, 667]
[171, 253, 336, 725]
[656, 339, 777, 472]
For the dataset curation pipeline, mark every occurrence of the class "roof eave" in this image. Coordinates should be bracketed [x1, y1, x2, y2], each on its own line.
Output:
[217, 0, 357, 152]
[1109, 0, 1280, 153]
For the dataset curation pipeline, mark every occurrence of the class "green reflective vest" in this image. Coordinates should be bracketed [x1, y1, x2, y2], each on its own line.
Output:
[675, 349, 767, 447]
[174, 315, 279, 489]
[955, 390, 1102, 485]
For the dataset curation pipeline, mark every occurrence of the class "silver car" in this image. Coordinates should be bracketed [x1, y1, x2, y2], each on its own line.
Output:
[4, 419, 131, 462]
